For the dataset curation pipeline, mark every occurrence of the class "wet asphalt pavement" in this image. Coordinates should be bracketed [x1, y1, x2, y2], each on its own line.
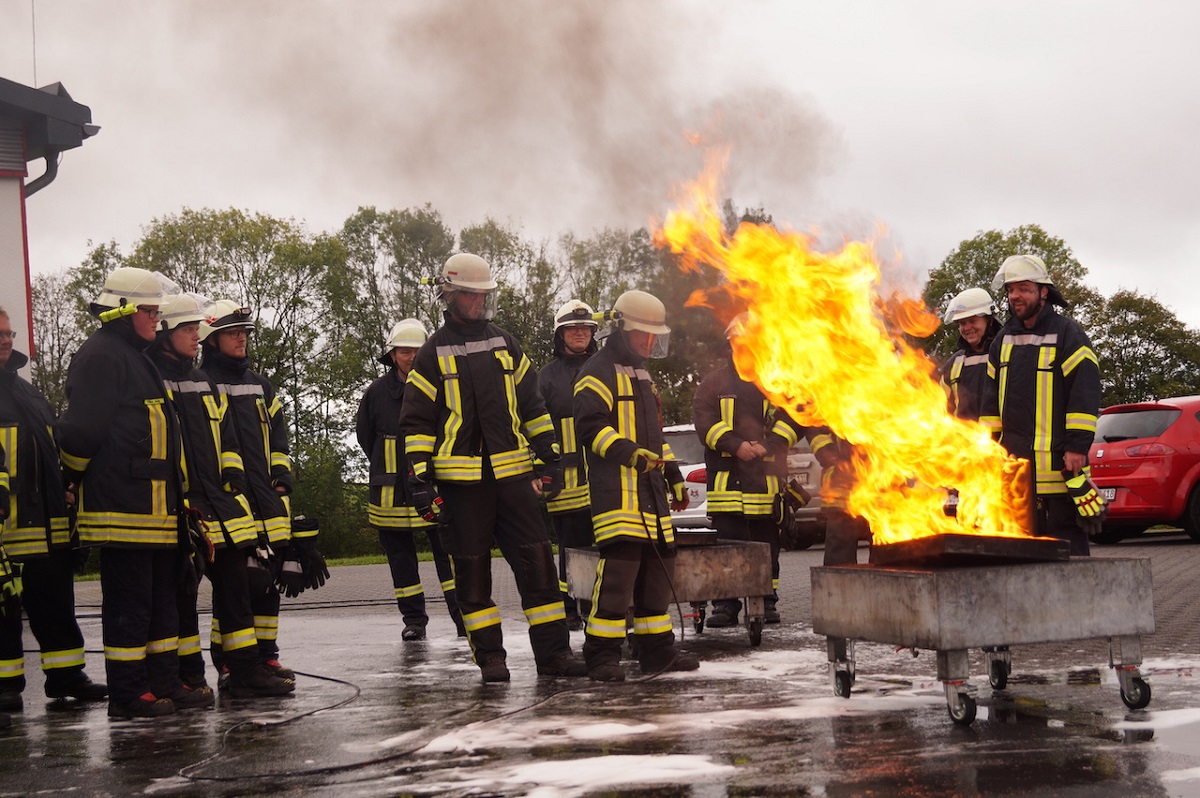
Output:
[2, 530, 1200, 797]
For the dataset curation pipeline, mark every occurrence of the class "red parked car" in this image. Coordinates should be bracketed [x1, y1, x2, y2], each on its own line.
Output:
[1087, 395, 1200, 544]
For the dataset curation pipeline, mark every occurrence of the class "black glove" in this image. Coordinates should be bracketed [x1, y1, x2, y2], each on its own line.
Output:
[179, 507, 213, 585]
[274, 544, 307, 598]
[535, 459, 564, 501]
[0, 483, 9, 520]
[784, 479, 811, 510]
[298, 546, 329, 591]
[0, 548, 20, 618]
[407, 469, 443, 521]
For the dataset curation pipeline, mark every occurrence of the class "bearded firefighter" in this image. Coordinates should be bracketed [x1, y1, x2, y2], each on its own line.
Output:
[573, 290, 697, 682]
[537, 299, 599, 631]
[398, 253, 585, 683]
[356, 318, 464, 641]
[981, 255, 1102, 555]
[150, 292, 293, 699]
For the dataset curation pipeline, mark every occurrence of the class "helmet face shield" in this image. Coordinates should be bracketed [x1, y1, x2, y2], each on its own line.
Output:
[443, 286, 497, 321]
[623, 327, 670, 359]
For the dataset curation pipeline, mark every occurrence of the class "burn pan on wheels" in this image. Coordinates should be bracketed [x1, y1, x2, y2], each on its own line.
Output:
[869, 532, 1069, 568]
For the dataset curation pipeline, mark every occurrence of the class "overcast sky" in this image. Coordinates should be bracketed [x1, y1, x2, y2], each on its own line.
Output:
[3, 1, 1198, 327]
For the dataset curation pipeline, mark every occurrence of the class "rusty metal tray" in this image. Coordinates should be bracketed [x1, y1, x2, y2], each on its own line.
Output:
[675, 531, 720, 547]
[869, 533, 1069, 568]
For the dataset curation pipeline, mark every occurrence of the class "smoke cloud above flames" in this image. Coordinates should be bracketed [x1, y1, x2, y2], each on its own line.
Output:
[171, 1, 844, 237]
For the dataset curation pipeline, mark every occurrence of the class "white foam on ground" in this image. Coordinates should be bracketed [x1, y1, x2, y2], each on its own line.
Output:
[1113, 707, 1200, 731]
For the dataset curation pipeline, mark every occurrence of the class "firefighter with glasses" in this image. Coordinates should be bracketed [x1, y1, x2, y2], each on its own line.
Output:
[399, 254, 586, 682]
[357, 318, 464, 641]
[57, 267, 205, 718]
[0, 306, 107, 713]
[537, 299, 600, 631]
[981, 255, 1102, 555]
[573, 290, 697, 682]
[940, 287, 1002, 421]
[150, 292, 293, 699]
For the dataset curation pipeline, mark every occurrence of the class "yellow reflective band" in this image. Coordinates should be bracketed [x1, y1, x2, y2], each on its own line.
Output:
[575, 375, 613, 409]
[178, 635, 202, 658]
[407, 369, 438, 401]
[587, 615, 627, 639]
[210, 618, 222, 645]
[407, 434, 436, 456]
[771, 420, 799, 446]
[1061, 345, 1098, 376]
[1066, 412, 1098, 432]
[60, 449, 90, 473]
[523, 413, 555, 440]
[632, 613, 672, 636]
[0, 658, 24, 678]
[524, 601, 567, 626]
[104, 645, 146, 663]
[395, 584, 424, 599]
[772, 577, 780, 591]
[40, 647, 86, 671]
[558, 579, 569, 593]
[463, 606, 502, 631]
[271, 452, 292, 470]
[146, 636, 179, 656]
[255, 615, 279, 641]
[593, 426, 621, 457]
[222, 627, 258, 652]
[440, 578, 456, 593]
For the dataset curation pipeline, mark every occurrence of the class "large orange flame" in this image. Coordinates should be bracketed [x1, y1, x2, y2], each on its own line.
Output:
[658, 151, 1031, 543]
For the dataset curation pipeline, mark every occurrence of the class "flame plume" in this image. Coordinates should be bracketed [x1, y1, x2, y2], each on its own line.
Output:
[658, 151, 1031, 543]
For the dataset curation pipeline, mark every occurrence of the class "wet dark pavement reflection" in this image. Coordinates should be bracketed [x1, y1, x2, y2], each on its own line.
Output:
[2, 540, 1199, 797]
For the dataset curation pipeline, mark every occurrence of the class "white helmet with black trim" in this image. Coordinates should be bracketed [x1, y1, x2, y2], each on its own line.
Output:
[199, 300, 255, 343]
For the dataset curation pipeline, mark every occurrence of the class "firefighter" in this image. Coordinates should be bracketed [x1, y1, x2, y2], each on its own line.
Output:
[57, 267, 210, 718]
[150, 293, 294, 699]
[199, 300, 310, 689]
[692, 313, 831, 627]
[356, 318, 464, 641]
[573, 290, 697, 682]
[398, 253, 585, 683]
[537, 299, 599, 631]
[940, 287, 1002, 421]
[981, 255, 1102, 555]
[0, 307, 107, 711]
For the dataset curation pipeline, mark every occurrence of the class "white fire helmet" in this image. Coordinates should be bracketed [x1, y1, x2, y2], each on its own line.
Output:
[612, 290, 670, 358]
[553, 299, 598, 333]
[943, 288, 997, 324]
[159, 292, 210, 332]
[379, 318, 427, 365]
[991, 254, 1053, 292]
[439, 253, 498, 320]
[92, 267, 164, 321]
[199, 300, 255, 343]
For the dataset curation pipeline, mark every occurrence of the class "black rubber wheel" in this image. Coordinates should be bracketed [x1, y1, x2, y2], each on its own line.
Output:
[989, 659, 1009, 690]
[1122, 677, 1152, 710]
[1183, 486, 1200, 542]
[749, 618, 764, 647]
[834, 670, 852, 698]
[949, 694, 977, 725]
[694, 606, 705, 634]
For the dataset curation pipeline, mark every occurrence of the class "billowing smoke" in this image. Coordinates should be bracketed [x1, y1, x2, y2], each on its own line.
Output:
[174, 1, 842, 236]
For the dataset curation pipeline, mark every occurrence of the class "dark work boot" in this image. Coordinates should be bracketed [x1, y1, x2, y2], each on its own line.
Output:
[164, 684, 215, 711]
[263, 659, 295, 681]
[764, 597, 781, 625]
[706, 603, 740, 628]
[536, 651, 587, 677]
[107, 693, 175, 719]
[588, 662, 626, 682]
[226, 663, 295, 698]
[401, 624, 427, 641]
[45, 671, 108, 702]
[640, 648, 700, 675]
[479, 653, 510, 683]
[0, 690, 22, 712]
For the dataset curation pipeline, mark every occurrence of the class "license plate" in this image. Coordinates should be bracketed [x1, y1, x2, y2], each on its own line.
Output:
[797, 473, 810, 485]
[1100, 488, 1116, 501]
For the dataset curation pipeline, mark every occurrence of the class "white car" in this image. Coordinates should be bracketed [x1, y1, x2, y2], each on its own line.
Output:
[662, 424, 711, 528]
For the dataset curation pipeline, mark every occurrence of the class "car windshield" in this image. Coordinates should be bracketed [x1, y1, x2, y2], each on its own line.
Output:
[663, 430, 706, 465]
[1095, 408, 1181, 443]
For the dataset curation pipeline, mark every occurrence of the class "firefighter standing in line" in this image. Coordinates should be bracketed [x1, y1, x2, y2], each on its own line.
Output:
[399, 253, 586, 683]
[356, 318, 464, 641]
[150, 293, 293, 699]
[692, 313, 830, 628]
[940, 287, 1002, 421]
[537, 299, 599, 631]
[0, 307, 108, 712]
[573, 290, 697, 682]
[981, 255, 1102, 556]
[57, 267, 209, 718]
[198, 301, 305, 688]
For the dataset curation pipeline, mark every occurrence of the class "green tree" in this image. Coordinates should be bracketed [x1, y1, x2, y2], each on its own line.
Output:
[1090, 290, 1200, 405]
[921, 224, 1103, 360]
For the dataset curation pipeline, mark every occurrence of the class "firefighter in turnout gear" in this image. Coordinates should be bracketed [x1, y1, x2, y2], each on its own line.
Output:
[940, 287, 1001, 421]
[398, 254, 586, 682]
[356, 318, 464, 641]
[537, 299, 599, 631]
[692, 313, 829, 628]
[150, 293, 293, 699]
[980, 255, 1101, 555]
[57, 267, 203, 719]
[573, 290, 698, 682]
[0, 307, 107, 711]
[198, 300, 305, 687]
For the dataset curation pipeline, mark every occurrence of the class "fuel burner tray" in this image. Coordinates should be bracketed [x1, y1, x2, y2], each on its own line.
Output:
[869, 532, 1069, 568]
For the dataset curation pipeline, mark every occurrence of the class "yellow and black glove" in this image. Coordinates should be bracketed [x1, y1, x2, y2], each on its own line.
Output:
[0, 548, 22, 618]
[1062, 469, 1105, 518]
[628, 448, 662, 473]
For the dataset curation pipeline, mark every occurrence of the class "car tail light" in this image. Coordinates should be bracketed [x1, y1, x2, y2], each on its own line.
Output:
[686, 468, 707, 484]
[1125, 443, 1176, 457]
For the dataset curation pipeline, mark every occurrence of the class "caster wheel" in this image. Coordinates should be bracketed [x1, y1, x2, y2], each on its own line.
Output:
[949, 694, 977, 725]
[989, 659, 1009, 690]
[1122, 677, 1151, 710]
[834, 670, 852, 698]
[749, 618, 764, 647]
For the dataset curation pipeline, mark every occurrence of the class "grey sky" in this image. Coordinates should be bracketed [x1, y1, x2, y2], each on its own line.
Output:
[3, 1, 1198, 326]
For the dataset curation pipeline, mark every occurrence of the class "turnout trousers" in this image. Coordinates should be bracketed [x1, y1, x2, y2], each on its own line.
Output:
[582, 539, 678, 670]
[1039, 494, 1090, 556]
[0, 549, 90, 696]
[100, 548, 183, 705]
[377, 526, 462, 629]
[438, 474, 569, 667]
[208, 546, 268, 673]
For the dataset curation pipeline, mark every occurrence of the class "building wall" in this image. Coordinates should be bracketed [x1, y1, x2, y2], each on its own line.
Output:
[0, 124, 32, 380]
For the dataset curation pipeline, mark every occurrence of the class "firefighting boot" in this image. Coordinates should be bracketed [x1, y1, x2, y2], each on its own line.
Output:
[107, 693, 176, 719]
[227, 663, 295, 698]
[0, 689, 22, 712]
[763, 597, 781, 625]
[536, 651, 588, 677]
[164, 684, 215, 711]
[401, 624, 427, 641]
[479, 653, 510, 683]
[45, 671, 108, 702]
[263, 659, 295, 681]
[588, 662, 626, 682]
[706, 600, 741, 628]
